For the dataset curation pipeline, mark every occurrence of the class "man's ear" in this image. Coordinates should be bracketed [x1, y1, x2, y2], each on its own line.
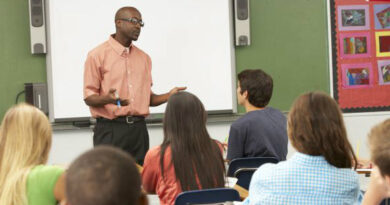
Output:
[243, 90, 248, 99]
[138, 193, 148, 205]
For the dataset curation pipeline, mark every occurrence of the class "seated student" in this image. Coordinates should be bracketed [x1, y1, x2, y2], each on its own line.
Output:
[0, 103, 65, 205]
[243, 92, 360, 205]
[64, 146, 147, 205]
[142, 92, 225, 205]
[227, 69, 288, 161]
[362, 120, 390, 205]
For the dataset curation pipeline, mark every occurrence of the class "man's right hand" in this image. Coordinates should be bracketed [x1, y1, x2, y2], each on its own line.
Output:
[84, 88, 129, 107]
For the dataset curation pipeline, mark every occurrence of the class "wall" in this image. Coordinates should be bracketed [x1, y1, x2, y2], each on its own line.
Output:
[0, 0, 47, 119]
[0, 0, 330, 118]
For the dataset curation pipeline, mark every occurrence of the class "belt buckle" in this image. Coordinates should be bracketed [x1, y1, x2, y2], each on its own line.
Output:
[126, 116, 134, 124]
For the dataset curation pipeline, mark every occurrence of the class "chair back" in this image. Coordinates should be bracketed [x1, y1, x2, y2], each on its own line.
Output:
[227, 157, 279, 177]
[227, 157, 279, 189]
[174, 188, 240, 205]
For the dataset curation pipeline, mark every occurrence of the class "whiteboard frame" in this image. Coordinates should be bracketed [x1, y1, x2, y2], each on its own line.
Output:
[45, 0, 237, 122]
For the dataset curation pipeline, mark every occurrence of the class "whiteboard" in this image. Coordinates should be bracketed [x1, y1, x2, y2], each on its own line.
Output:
[46, 0, 236, 121]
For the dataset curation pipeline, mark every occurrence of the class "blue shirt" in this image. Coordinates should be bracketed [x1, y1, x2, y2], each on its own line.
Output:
[243, 152, 360, 205]
[227, 107, 288, 161]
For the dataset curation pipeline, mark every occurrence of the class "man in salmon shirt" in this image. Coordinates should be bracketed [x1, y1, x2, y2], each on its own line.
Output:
[83, 7, 185, 165]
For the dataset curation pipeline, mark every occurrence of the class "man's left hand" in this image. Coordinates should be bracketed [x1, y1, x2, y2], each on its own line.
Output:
[169, 86, 187, 97]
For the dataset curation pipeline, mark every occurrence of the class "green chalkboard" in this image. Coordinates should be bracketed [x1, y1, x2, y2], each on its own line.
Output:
[0, 0, 330, 120]
[235, 0, 330, 113]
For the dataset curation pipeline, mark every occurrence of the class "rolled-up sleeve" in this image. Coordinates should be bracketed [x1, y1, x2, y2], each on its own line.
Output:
[83, 53, 102, 99]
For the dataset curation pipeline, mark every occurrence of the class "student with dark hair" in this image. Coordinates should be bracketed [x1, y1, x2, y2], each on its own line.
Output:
[142, 92, 225, 205]
[65, 146, 147, 205]
[362, 120, 390, 205]
[227, 69, 288, 161]
[243, 92, 360, 204]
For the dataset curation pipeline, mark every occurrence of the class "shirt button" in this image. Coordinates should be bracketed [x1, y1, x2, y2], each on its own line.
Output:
[131, 98, 134, 102]
[127, 71, 130, 74]
[129, 84, 132, 88]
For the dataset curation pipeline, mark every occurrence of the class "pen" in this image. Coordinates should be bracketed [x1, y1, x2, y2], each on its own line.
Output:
[115, 91, 121, 108]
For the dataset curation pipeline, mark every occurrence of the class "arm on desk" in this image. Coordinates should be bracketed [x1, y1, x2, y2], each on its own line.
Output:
[362, 166, 390, 205]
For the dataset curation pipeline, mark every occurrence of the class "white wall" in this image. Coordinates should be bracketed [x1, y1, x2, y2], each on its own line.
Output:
[49, 113, 390, 165]
[48, 122, 233, 165]
[49, 113, 390, 192]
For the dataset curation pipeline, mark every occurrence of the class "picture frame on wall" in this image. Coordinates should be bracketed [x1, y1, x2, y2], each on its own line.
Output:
[338, 5, 370, 31]
[339, 32, 371, 59]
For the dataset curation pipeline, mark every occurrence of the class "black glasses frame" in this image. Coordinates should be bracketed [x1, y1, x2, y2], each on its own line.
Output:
[118, 18, 144, 27]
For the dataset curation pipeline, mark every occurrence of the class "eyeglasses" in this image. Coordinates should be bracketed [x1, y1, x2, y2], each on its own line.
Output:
[119, 18, 144, 27]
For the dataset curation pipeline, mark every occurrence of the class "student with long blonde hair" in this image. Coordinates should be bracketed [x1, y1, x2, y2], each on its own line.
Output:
[0, 103, 65, 205]
[243, 91, 360, 205]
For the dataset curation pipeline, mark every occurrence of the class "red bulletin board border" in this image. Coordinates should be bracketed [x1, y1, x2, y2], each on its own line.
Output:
[330, 0, 390, 112]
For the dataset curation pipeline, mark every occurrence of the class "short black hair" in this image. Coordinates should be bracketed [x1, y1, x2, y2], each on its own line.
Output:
[66, 146, 141, 205]
[237, 69, 273, 108]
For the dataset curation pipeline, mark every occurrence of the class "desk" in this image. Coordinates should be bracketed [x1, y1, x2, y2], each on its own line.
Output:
[234, 184, 248, 200]
[357, 168, 372, 177]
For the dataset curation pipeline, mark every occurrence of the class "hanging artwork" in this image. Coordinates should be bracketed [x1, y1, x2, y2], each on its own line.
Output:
[330, 0, 390, 112]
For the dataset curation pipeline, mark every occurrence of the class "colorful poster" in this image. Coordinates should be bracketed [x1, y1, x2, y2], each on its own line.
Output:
[339, 32, 371, 58]
[374, 4, 390, 29]
[338, 5, 370, 31]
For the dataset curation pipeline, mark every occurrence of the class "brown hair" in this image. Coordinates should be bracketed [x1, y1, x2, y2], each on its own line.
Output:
[288, 91, 357, 168]
[161, 92, 225, 191]
[237, 69, 273, 108]
[66, 146, 142, 205]
[368, 119, 390, 175]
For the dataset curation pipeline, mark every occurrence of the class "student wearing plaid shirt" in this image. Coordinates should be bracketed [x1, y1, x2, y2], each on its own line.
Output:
[243, 92, 360, 205]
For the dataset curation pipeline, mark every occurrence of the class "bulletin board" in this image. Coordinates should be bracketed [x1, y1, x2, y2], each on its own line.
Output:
[330, 0, 390, 112]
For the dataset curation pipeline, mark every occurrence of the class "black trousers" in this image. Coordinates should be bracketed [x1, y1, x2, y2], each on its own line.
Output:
[93, 117, 149, 165]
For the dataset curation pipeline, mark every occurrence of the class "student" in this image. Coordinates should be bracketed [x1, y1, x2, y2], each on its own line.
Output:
[362, 120, 390, 205]
[142, 92, 225, 205]
[243, 91, 360, 204]
[0, 103, 65, 205]
[64, 146, 147, 205]
[227, 69, 288, 161]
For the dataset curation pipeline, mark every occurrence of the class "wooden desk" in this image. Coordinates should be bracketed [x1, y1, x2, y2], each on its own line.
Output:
[234, 184, 248, 200]
[357, 168, 372, 177]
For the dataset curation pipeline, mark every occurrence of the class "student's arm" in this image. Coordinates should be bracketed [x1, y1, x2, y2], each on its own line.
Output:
[54, 172, 66, 203]
[226, 125, 245, 161]
[362, 166, 390, 205]
[141, 150, 160, 193]
[150, 87, 187, 106]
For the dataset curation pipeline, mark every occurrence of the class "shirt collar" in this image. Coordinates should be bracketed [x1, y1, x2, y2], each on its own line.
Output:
[290, 152, 329, 167]
[108, 34, 133, 55]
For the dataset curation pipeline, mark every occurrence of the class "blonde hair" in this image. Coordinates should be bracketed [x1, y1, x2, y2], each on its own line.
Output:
[0, 103, 52, 205]
[368, 119, 390, 176]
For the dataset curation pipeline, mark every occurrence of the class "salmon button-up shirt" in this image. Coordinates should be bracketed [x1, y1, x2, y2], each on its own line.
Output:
[84, 35, 152, 119]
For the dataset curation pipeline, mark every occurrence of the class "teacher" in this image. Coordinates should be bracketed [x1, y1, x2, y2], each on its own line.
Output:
[83, 6, 185, 165]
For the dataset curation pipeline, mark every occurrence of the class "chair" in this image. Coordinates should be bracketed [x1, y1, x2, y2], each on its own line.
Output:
[227, 157, 279, 190]
[174, 188, 240, 205]
[380, 198, 390, 205]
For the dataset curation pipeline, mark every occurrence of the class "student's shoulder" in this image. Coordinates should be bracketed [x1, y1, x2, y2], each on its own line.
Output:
[29, 165, 64, 177]
[146, 146, 162, 157]
[264, 107, 286, 118]
[231, 112, 255, 128]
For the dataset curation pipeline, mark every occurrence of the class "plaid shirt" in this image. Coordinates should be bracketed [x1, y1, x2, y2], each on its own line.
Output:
[243, 152, 360, 205]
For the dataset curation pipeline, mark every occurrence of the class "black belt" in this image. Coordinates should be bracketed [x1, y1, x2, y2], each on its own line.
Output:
[97, 116, 145, 124]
